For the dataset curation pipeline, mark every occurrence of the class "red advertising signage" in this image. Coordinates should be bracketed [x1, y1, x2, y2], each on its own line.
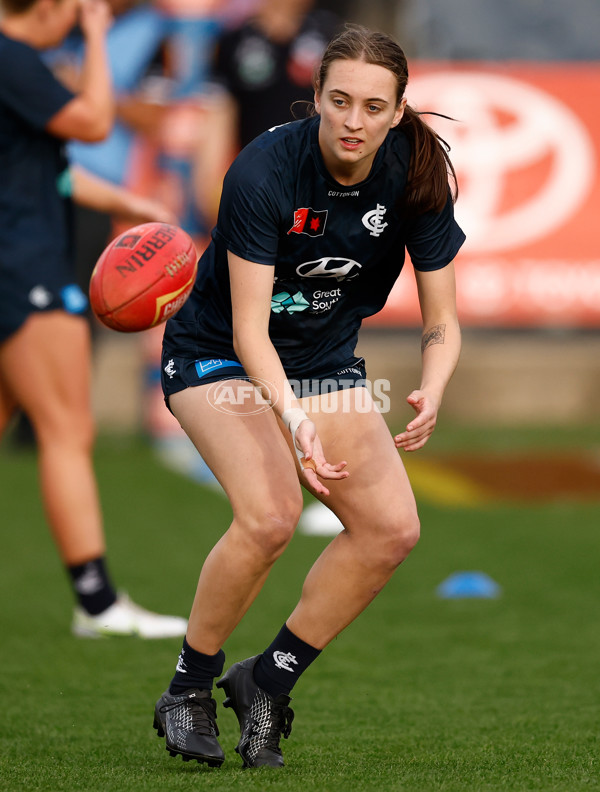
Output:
[367, 63, 600, 327]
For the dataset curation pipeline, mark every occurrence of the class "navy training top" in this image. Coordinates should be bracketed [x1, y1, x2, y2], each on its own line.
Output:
[0, 32, 78, 341]
[163, 116, 466, 378]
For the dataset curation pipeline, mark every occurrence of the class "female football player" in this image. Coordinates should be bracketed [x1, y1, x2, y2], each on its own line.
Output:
[0, 0, 186, 637]
[154, 24, 464, 767]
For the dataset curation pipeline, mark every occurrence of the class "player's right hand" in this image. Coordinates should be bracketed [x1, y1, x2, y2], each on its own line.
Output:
[294, 420, 349, 496]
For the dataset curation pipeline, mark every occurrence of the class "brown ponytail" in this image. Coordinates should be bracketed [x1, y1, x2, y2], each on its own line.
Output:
[315, 25, 458, 214]
[399, 105, 458, 214]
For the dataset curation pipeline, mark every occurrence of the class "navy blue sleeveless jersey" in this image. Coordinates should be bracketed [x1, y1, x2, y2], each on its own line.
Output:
[163, 116, 465, 378]
[0, 32, 82, 342]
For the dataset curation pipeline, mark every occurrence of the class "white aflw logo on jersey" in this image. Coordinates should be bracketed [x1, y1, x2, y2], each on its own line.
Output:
[362, 203, 388, 237]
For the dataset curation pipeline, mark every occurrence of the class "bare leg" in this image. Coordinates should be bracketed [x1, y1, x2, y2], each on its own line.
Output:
[170, 384, 304, 654]
[286, 388, 420, 648]
[0, 313, 104, 564]
[0, 370, 18, 436]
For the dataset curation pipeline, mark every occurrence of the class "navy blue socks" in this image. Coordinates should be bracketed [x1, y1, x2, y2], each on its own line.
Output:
[253, 623, 321, 698]
[170, 637, 226, 693]
[67, 556, 117, 615]
[168, 626, 319, 697]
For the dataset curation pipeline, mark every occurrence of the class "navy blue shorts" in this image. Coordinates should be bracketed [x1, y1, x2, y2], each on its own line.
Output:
[161, 352, 368, 411]
[0, 278, 88, 343]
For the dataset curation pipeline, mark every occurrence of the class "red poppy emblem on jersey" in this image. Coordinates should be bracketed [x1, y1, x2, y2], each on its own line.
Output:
[288, 207, 328, 237]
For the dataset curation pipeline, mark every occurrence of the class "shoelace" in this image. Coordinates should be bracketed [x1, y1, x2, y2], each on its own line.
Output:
[160, 694, 220, 737]
[261, 702, 294, 752]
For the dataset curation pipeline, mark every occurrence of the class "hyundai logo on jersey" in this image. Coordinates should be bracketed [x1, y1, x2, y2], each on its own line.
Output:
[296, 257, 362, 281]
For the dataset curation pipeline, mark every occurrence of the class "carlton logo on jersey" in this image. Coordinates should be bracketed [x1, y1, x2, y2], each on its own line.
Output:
[288, 207, 328, 237]
[362, 203, 388, 237]
[296, 257, 362, 281]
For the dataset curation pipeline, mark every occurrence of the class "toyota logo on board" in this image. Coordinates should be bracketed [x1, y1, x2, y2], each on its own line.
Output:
[408, 70, 595, 253]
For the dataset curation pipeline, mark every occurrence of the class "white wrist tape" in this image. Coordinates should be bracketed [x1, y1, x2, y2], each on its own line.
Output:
[281, 407, 309, 463]
[281, 407, 309, 435]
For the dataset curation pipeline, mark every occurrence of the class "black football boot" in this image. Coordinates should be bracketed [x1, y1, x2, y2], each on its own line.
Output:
[216, 655, 294, 768]
[153, 688, 224, 767]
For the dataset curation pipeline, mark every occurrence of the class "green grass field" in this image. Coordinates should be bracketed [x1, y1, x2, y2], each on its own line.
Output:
[1, 425, 599, 791]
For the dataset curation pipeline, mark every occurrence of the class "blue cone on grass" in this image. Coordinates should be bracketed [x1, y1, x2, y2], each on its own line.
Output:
[437, 571, 501, 599]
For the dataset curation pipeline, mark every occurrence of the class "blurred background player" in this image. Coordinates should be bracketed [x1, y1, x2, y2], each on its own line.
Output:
[7, 0, 171, 445]
[215, 0, 339, 146]
[194, 0, 340, 223]
[0, 0, 187, 638]
[8, 0, 219, 482]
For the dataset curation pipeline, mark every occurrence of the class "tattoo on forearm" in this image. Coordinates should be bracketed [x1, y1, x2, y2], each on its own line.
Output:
[421, 323, 446, 353]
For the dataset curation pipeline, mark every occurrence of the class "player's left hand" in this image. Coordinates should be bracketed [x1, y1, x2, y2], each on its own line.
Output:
[394, 389, 440, 452]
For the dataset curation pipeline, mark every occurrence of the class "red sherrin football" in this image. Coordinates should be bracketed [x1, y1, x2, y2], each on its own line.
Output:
[89, 222, 197, 332]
